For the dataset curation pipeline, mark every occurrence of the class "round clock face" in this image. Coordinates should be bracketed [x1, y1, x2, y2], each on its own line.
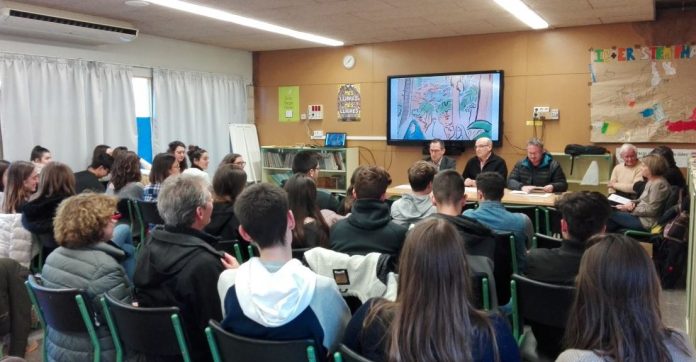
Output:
[343, 55, 355, 69]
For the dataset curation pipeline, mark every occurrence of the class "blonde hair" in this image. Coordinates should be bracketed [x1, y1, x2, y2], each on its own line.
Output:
[54, 193, 117, 248]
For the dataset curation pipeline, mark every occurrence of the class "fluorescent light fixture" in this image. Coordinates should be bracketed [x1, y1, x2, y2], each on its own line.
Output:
[145, 0, 344, 46]
[492, 0, 549, 30]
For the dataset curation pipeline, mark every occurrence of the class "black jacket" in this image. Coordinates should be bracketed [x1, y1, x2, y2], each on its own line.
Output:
[134, 226, 224, 362]
[507, 153, 568, 192]
[0, 258, 31, 356]
[74, 170, 106, 194]
[204, 202, 241, 241]
[330, 199, 407, 258]
[462, 153, 508, 181]
[430, 213, 496, 260]
[525, 238, 585, 285]
[21, 194, 70, 249]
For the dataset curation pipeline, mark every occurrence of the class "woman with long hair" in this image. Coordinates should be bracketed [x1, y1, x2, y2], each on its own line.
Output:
[21, 162, 76, 255]
[182, 145, 210, 182]
[204, 164, 247, 241]
[284, 173, 330, 248]
[559, 233, 694, 361]
[0, 159, 11, 192]
[343, 218, 519, 362]
[109, 151, 144, 200]
[1, 161, 39, 213]
[219, 153, 246, 169]
[143, 153, 180, 202]
[607, 154, 670, 232]
[167, 140, 188, 171]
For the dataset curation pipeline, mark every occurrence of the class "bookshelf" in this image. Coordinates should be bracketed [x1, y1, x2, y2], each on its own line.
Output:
[261, 146, 359, 193]
[551, 152, 614, 194]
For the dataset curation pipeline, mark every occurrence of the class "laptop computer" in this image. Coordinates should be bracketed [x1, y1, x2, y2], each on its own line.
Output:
[324, 132, 346, 147]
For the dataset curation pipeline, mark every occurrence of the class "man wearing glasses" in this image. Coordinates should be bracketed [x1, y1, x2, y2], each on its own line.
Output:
[462, 137, 507, 187]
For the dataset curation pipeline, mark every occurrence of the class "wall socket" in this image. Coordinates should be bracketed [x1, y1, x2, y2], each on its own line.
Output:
[312, 130, 324, 137]
[532, 106, 550, 119]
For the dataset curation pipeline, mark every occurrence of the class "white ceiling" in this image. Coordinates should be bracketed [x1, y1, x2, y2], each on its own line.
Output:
[11, 0, 658, 51]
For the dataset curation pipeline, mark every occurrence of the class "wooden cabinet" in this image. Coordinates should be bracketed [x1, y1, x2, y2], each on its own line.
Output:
[261, 146, 358, 193]
[551, 152, 614, 194]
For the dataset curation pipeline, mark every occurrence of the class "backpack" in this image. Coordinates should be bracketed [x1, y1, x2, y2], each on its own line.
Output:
[653, 192, 690, 288]
[563, 144, 608, 174]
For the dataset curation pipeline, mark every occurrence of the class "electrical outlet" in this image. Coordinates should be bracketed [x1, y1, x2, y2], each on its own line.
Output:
[313, 130, 324, 137]
[532, 106, 550, 120]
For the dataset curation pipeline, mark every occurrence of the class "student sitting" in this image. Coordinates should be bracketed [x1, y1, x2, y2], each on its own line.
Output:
[292, 150, 340, 212]
[204, 164, 246, 242]
[1, 161, 38, 214]
[330, 166, 407, 260]
[285, 173, 331, 248]
[217, 183, 350, 358]
[74, 152, 113, 194]
[143, 153, 180, 202]
[182, 145, 210, 182]
[343, 218, 520, 362]
[30, 145, 52, 173]
[390, 160, 437, 226]
[558, 234, 695, 361]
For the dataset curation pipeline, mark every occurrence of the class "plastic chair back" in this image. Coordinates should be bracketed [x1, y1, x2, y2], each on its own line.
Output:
[470, 272, 490, 310]
[533, 233, 563, 249]
[493, 232, 516, 304]
[25, 275, 93, 334]
[136, 201, 165, 225]
[334, 344, 374, 362]
[101, 292, 191, 361]
[205, 320, 316, 362]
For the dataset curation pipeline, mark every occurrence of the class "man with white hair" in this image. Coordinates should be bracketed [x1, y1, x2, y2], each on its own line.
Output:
[462, 137, 508, 187]
[608, 143, 643, 198]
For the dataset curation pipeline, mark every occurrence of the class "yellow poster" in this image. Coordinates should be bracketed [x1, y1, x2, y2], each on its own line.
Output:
[278, 86, 300, 123]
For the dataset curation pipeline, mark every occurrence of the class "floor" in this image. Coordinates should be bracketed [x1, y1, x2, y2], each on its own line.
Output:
[13, 288, 689, 361]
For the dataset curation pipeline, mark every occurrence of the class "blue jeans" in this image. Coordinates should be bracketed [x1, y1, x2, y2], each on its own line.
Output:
[607, 211, 646, 232]
[112, 223, 135, 281]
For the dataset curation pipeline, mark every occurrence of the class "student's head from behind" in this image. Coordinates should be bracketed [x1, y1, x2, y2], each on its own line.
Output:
[234, 183, 292, 249]
[187, 145, 209, 171]
[291, 150, 320, 178]
[89, 152, 114, 178]
[34, 162, 75, 200]
[407, 161, 437, 193]
[157, 174, 213, 230]
[111, 146, 129, 161]
[526, 138, 545, 166]
[54, 193, 118, 248]
[641, 153, 668, 178]
[565, 233, 687, 360]
[432, 169, 465, 206]
[30, 145, 52, 165]
[2, 161, 39, 213]
[220, 153, 245, 169]
[618, 143, 638, 167]
[555, 191, 610, 242]
[285, 173, 319, 214]
[111, 151, 141, 192]
[353, 166, 391, 200]
[428, 139, 446, 163]
[92, 144, 111, 162]
[212, 164, 247, 203]
[149, 153, 179, 184]
[651, 145, 677, 168]
[475, 172, 505, 201]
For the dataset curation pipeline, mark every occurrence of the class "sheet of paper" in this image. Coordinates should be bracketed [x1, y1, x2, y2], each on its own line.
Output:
[394, 184, 412, 190]
[608, 193, 632, 205]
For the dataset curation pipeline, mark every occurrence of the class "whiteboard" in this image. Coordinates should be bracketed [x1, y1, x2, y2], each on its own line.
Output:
[228, 123, 261, 183]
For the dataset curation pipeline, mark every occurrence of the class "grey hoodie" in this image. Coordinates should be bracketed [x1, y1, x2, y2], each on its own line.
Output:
[390, 193, 435, 226]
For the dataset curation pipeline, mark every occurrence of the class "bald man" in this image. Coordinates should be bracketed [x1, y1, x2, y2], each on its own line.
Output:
[462, 137, 508, 187]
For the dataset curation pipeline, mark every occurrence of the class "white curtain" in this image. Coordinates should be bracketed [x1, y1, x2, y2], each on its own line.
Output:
[152, 69, 247, 175]
[0, 54, 136, 170]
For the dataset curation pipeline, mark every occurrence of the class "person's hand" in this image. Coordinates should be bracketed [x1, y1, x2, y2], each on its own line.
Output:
[607, 180, 615, 188]
[221, 252, 240, 269]
[543, 185, 554, 193]
[464, 178, 476, 187]
[521, 185, 535, 193]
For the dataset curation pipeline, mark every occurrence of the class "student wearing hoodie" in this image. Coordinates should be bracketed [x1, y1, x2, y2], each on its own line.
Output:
[429, 170, 498, 307]
[390, 160, 437, 226]
[330, 166, 407, 260]
[134, 174, 238, 362]
[217, 183, 350, 358]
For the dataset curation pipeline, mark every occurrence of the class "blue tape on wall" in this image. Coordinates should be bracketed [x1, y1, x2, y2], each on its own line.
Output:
[136, 117, 153, 163]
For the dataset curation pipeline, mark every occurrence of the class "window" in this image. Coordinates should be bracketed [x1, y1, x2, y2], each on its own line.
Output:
[132, 77, 153, 162]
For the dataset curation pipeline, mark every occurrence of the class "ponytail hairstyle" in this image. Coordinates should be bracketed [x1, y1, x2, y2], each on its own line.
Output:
[187, 145, 207, 170]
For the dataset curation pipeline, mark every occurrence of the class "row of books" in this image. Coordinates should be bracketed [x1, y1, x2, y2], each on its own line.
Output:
[263, 151, 345, 171]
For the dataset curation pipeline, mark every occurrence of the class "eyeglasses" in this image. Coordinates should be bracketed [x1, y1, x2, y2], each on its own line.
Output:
[233, 162, 247, 167]
[111, 212, 122, 221]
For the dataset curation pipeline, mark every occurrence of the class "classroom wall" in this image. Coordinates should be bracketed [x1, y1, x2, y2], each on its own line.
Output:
[253, 10, 696, 186]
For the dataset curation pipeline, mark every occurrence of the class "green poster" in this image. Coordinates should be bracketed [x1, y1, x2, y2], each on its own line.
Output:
[278, 86, 300, 123]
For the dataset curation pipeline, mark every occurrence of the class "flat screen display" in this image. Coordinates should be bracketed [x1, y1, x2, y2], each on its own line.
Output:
[387, 70, 503, 147]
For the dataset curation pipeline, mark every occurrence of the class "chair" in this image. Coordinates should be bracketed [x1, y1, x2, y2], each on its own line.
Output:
[205, 320, 317, 362]
[100, 292, 191, 362]
[215, 240, 256, 264]
[135, 200, 165, 226]
[470, 272, 491, 311]
[25, 275, 101, 362]
[504, 205, 540, 234]
[531, 233, 562, 249]
[538, 206, 562, 237]
[493, 232, 517, 304]
[333, 344, 374, 362]
[621, 185, 683, 242]
[511, 274, 575, 361]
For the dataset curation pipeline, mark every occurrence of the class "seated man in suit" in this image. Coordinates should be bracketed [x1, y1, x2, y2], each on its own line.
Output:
[507, 138, 568, 193]
[525, 191, 610, 285]
[464, 172, 532, 272]
[425, 139, 456, 171]
[292, 150, 340, 212]
[330, 166, 407, 260]
[217, 183, 350, 358]
[462, 137, 507, 187]
[390, 160, 437, 226]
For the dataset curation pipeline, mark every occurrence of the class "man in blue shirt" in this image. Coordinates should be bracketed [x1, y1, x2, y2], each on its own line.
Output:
[463, 172, 532, 271]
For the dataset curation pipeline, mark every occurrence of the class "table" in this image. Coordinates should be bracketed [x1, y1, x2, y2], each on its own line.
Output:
[386, 185, 559, 207]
